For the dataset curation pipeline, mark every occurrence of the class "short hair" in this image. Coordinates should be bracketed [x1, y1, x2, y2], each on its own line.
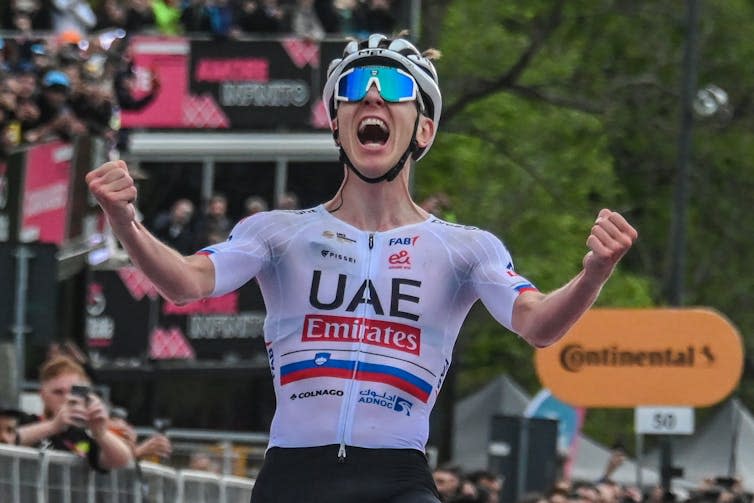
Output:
[39, 356, 88, 383]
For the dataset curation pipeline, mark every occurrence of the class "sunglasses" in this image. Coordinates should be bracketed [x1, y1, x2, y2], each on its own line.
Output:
[335, 66, 422, 108]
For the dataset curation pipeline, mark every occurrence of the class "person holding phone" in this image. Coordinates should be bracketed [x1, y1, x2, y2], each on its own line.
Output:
[17, 355, 132, 471]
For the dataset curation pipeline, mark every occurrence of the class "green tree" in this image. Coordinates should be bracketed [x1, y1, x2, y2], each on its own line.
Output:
[418, 0, 754, 451]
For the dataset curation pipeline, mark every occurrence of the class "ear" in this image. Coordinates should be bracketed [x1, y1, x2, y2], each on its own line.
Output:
[331, 119, 340, 145]
[415, 116, 435, 149]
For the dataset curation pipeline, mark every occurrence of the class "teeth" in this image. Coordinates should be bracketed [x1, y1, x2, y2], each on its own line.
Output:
[358, 117, 388, 133]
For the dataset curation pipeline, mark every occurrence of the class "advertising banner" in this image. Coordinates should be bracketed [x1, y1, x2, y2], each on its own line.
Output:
[21, 141, 73, 245]
[86, 267, 267, 363]
[190, 38, 319, 130]
[120, 37, 195, 129]
[121, 37, 346, 130]
[534, 308, 743, 407]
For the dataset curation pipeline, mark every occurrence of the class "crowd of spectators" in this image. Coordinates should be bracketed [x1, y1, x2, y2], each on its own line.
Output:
[0, 0, 402, 160]
[1, 0, 399, 39]
[0, 26, 159, 159]
[150, 191, 296, 253]
[0, 344, 173, 474]
[431, 463, 754, 503]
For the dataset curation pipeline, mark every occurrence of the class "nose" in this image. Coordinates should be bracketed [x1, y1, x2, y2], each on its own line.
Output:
[363, 83, 384, 105]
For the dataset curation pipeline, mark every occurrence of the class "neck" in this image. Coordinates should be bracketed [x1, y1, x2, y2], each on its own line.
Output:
[324, 166, 429, 231]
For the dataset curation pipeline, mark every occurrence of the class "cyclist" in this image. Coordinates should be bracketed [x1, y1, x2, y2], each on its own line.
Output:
[86, 33, 637, 503]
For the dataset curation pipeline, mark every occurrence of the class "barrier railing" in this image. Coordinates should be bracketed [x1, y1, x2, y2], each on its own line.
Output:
[0, 443, 254, 503]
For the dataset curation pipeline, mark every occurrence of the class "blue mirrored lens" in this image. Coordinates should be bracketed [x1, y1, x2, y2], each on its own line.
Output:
[336, 66, 417, 103]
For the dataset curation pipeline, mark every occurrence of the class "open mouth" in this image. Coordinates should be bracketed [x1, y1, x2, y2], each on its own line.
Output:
[357, 118, 390, 146]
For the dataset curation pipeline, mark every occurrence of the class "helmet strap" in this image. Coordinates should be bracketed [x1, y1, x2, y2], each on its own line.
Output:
[337, 111, 421, 184]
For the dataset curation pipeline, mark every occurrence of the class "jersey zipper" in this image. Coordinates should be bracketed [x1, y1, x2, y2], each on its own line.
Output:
[337, 231, 376, 463]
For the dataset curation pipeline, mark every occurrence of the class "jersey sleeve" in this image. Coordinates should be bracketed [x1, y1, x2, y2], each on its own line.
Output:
[469, 230, 538, 332]
[197, 213, 272, 296]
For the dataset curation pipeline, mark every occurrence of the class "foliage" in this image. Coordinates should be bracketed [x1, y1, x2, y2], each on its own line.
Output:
[418, 0, 754, 452]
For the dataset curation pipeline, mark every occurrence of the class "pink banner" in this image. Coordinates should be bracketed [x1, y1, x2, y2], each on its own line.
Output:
[121, 37, 190, 128]
[22, 141, 72, 244]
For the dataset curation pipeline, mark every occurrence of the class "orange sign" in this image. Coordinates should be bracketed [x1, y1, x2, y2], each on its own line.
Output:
[534, 308, 743, 407]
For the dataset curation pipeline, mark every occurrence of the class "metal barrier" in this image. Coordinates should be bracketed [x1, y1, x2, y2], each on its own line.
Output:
[0, 444, 254, 503]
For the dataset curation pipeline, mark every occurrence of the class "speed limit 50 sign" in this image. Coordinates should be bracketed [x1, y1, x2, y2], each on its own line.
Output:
[635, 406, 694, 435]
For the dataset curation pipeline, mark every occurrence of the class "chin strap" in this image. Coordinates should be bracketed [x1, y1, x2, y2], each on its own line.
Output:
[336, 112, 421, 184]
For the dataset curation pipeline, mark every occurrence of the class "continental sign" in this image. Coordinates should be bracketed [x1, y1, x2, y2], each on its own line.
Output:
[534, 308, 743, 407]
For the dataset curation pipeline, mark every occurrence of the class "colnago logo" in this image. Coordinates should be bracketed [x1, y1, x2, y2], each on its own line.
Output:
[388, 236, 419, 246]
[290, 388, 344, 400]
[358, 388, 413, 416]
[302, 314, 420, 355]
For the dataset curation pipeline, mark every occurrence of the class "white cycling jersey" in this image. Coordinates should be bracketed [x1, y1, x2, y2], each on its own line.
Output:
[199, 205, 537, 454]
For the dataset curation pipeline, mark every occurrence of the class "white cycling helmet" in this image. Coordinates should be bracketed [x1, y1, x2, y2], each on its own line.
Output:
[323, 33, 442, 163]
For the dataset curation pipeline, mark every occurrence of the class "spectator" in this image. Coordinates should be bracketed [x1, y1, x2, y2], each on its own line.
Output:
[180, 0, 212, 33]
[71, 71, 116, 138]
[0, 400, 23, 445]
[152, 0, 183, 35]
[152, 198, 197, 255]
[205, 0, 239, 40]
[243, 195, 269, 217]
[1, 0, 52, 31]
[113, 61, 160, 151]
[315, 0, 341, 34]
[355, 0, 396, 36]
[237, 0, 286, 34]
[108, 408, 173, 461]
[274, 190, 299, 210]
[467, 470, 504, 503]
[124, 0, 157, 33]
[16, 355, 133, 471]
[95, 0, 129, 31]
[433, 465, 463, 502]
[26, 69, 87, 143]
[188, 451, 221, 473]
[195, 193, 232, 246]
[332, 0, 358, 36]
[291, 0, 326, 41]
[50, 0, 97, 35]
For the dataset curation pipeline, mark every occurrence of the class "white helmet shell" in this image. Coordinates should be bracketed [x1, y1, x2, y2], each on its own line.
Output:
[323, 34, 442, 160]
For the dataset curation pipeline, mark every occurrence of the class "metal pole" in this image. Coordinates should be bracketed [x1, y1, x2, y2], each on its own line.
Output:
[664, 0, 700, 493]
[516, 418, 529, 502]
[635, 432, 643, 489]
[274, 157, 288, 208]
[410, 0, 422, 40]
[10, 245, 33, 400]
[201, 157, 216, 206]
[728, 400, 741, 476]
[668, 0, 700, 306]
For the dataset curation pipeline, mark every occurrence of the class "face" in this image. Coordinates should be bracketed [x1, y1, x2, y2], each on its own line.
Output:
[0, 416, 18, 444]
[208, 198, 226, 216]
[334, 74, 434, 179]
[40, 372, 89, 417]
[433, 469, 460, 498]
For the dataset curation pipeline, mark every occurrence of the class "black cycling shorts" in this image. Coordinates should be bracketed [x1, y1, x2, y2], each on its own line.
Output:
[250, 444, 441, 503]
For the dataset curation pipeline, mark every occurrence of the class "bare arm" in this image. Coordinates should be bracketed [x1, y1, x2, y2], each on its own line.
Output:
[17, 399, 85, 446]
[512, 209, 638, 347]
[17, 418, 62, 446]
[87, 395, 133, 469]
[85, 160, 214, 304]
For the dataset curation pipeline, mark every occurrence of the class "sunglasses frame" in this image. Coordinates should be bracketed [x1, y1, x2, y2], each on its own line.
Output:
[334, 66, 424, 110]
